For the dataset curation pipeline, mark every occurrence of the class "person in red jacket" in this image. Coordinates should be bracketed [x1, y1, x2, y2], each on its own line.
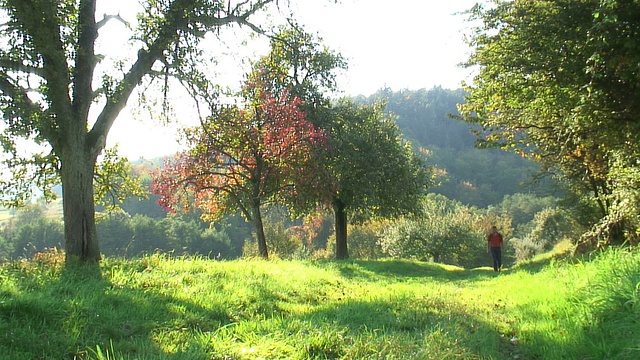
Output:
[487, 226, 504, 272]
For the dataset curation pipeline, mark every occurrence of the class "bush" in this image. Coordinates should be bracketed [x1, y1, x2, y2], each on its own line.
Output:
[2, 205, 64, 259]
[378, 195, 492, 267]
[514, 207, 582, 262]
[264, 220, 300, 259]
[199, 226, 240, 259]
[346, 222, 385, 259]
[513, 236, 545, 262]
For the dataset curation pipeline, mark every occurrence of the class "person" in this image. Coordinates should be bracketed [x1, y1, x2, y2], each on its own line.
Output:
[487, 226, 504, 272]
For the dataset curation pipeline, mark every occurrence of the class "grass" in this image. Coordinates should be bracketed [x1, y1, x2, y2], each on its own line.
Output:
[0, 247, 639, 359]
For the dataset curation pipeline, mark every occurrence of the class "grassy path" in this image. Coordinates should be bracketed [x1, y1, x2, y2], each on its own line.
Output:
[1, 249, 639, 359]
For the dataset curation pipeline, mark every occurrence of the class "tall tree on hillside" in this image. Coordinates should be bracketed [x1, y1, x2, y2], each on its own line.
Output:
[152, 74, 331, 259]
[327, 99, 431, 259]
[0, 0, 278, 262]
[460, 0, 640, 245]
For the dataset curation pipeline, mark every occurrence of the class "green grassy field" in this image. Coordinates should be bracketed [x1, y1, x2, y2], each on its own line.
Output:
[0, 245, 638, 359]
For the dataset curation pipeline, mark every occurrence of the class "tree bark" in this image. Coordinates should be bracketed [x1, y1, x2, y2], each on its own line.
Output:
[61, 145, 101, 263]
[333, 198, 349, 259]
[251, 199, 269, 259]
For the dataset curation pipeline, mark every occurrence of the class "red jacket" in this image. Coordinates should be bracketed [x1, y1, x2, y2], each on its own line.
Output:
[488, 232, 503, 248]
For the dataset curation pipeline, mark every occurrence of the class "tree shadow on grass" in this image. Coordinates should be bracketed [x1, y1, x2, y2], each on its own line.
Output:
[1, 261, 109, 358]
[0, 260, 234, 359]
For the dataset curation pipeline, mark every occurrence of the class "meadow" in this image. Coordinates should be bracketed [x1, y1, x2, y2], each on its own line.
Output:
[0, 244, 638, 359]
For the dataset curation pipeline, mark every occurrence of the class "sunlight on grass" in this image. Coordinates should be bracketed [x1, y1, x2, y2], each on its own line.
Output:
[1, 249, 639, 359]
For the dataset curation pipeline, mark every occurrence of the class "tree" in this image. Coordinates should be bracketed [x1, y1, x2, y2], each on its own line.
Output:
[248, 21, 347, 123]
[242, 24, 416, 261]
[152, 75, 330, 259]
[460, 0, 640, 246]
[0, 0, 278, 263]
[327, 99, 431, 259]
[153, 24, 344, 259]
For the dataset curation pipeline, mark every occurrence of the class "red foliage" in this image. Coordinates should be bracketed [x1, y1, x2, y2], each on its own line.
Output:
[151, 88, 334, 221]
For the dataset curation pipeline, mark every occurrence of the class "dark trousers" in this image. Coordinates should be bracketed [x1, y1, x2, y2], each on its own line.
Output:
[490, 247, 502, 272]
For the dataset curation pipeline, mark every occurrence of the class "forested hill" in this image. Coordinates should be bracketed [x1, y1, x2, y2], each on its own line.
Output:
[355, 87, 554, 207]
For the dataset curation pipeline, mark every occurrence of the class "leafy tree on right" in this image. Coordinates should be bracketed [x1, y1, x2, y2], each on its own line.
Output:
[460, 0, 640, 247]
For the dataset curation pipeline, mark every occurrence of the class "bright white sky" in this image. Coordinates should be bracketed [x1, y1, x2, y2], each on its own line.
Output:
[296, 0, 478, 95]
[104, 0, 478, 160]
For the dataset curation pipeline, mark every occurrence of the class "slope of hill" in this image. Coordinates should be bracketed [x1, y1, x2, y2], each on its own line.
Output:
[1, 247, 638, 359]
[357, 87, 559, 207]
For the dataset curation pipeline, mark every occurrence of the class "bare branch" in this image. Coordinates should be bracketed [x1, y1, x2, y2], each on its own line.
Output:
[96, 13, 130, 31]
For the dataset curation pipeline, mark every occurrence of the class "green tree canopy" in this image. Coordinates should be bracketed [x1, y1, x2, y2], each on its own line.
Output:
[248, 21, 347, 121]
[327, 99, 432, 259]
[460, 0, 640, 245]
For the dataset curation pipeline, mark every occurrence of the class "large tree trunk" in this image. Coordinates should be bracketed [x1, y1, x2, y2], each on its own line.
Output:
[251, 199, 269, 259]
[333, 198, 349, 259]
[61, 146, 101, 263]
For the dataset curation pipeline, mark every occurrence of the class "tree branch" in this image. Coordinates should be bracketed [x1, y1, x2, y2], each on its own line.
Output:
[73, 0, 99, 132]
[88, 0, 276, 156]
[7, 0, 73, 140]
[0, 74, 61, 148]
[0, 59, 45, 77]
[96, 13, 130, 31]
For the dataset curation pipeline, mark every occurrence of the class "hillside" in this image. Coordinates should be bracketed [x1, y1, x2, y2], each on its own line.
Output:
[1, 247, 638, 359]
[359, 87, 559, 207]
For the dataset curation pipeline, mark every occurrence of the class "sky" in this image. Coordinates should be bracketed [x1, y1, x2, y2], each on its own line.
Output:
[105, 0, 479, 160]
[294, 0, 478, 95]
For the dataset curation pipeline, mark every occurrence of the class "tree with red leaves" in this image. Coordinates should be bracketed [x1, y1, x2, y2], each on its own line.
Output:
[152, 77, 332, 259]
